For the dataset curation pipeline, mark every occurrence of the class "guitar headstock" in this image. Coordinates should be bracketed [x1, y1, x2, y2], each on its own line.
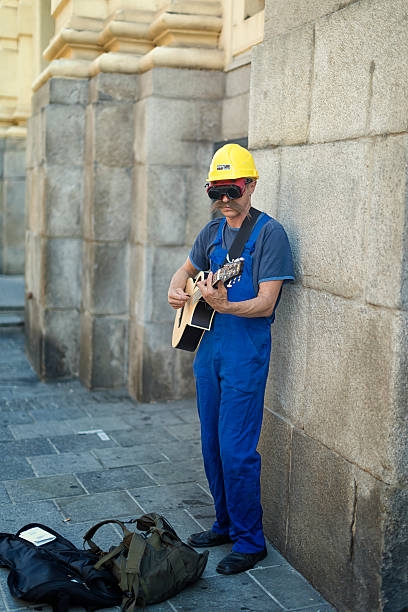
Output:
[214, 258, 244, 284]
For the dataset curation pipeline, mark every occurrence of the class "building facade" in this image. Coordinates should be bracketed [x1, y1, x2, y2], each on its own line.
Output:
[1, 1, 407, 610]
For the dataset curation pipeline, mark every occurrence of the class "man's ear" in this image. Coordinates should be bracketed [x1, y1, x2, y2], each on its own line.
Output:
[248, 180, 257, 195]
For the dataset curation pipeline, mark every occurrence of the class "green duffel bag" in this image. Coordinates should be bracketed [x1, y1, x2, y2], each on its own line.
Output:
[83, 513, 209, 610]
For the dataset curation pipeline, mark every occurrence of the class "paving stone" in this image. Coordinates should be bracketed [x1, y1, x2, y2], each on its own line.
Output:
[29, 451, 103, 476]
[158, 439, 203, 462]
[0, 482, 11, 504]
[109, 427, 178, 447]
[76, 465, 155, 493]
[166, 422, 201, 441]
[250, 564, 328, 609]
[129, 483, 213, 514]
[92, 444, 166, 468]
[82, 401, 136, 417]
[0, 499, 64, 533]
[0, 425, 12, 441]
[70, 415, 131, 433]
[0, 438, 57, 456]
[123, 411, 184, 428]
[4, 474, 85, 502]
[0, 407, 33, 426]
[9, 420, 77, 439]
[0, 457, 35, 479]
[28, 402, 88, 421]
[49, 433, 118, 453]
[56, 491, 142, 522]
[142, 458, 206, 486]
[169, 573, 283, 611]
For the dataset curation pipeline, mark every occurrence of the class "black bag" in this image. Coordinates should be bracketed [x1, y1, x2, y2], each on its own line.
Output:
[0, 523, 122, 611]
[84, 513, 209, 610]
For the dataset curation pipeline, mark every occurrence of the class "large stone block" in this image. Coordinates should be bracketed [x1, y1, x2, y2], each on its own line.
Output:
[251, 148, 280, 218]
[84, 164, 132, 242]
[225, 64, 250, 98]
[92, 103, 134, 167]
[133, 164, 187, 246]
[185, 165, 212, 246]
[82, 242, 129, 315]
[139, 68, 224, 101]
[4, 150, 26, 178]
[264, 0, 355, 36]
[365, 135, 408, 310]
[136, 97, 222, 165]
[221, 93, 249, 140]
[265, 284, 308, 428]
[44, 105, 85, 166]
[3, 179, 26, 247]
[43, 308, 80, 378]
[128, 319, 180, 402]
[310, 0, 408, 142]
[88, 316, 128, 388]
[259, 408, 292, 553]
[44, 238, 82, 309]
[130, 245, 190, 323]
[279, 140, 369, 297]
[249, 25, 314, 148]
[32, 78, 88, 114]
[286, 430, 355, 609]
[303, 290, 402, 485]
[89, 73, 138, 104]
[381, 486, 408, 611]
[43, 164, 83, 238]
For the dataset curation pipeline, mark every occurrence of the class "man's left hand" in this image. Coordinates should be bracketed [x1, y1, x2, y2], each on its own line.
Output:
[197, 272, 229, 313]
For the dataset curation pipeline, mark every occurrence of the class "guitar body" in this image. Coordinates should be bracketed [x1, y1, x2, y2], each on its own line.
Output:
[172, 260, 244, 352]
[172, 273, 215, 352]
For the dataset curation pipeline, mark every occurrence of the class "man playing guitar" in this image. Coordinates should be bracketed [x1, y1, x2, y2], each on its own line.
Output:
[168, 144, 294, 574]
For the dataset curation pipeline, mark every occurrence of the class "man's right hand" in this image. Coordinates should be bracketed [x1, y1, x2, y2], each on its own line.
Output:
[168, 287, 189, 310]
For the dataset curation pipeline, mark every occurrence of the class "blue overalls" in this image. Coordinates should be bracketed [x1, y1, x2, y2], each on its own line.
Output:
[193, 213, 272, 554]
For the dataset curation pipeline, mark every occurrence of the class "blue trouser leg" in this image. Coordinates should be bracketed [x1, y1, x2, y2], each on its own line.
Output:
[195, 374, 230, 535]
[218, 381, 266, 553]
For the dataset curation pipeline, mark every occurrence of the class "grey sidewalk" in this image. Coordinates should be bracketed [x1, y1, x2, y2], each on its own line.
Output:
[0, 327, 335, 612]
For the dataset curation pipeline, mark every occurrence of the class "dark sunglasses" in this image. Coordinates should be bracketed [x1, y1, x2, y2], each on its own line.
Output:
[205, 179, 252, 201]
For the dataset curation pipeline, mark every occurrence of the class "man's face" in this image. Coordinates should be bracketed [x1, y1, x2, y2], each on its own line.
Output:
[209, 178, 256, 220]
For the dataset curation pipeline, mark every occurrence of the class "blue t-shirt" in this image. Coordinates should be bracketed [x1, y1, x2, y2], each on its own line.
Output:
[189, 215, 295, 294]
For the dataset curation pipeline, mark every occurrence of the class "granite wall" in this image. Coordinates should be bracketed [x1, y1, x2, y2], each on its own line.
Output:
[252, 1, 408, 610]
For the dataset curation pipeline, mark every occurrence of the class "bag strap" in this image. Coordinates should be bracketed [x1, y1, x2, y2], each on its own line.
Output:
[223, 207, 262, 264]
[121, 533, 147, 612]
[83, 519, 132, 554]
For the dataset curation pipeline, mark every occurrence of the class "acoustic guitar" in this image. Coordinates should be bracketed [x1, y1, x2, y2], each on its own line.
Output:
[172, 259, 244, 352]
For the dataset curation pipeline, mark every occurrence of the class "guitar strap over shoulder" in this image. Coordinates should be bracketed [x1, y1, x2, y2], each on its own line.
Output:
[223, 207, 262, 264]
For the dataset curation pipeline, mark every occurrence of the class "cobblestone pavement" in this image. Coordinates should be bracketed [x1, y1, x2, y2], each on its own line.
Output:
[0, 327, 335, 612]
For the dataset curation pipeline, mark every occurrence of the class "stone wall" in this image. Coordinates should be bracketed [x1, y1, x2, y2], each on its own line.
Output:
[251, 1, 408, 610]
[0, 137, 26, 274]
[25, 69, 223, 401]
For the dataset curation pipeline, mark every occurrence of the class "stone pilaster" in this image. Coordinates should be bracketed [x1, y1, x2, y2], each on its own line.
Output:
[79, 73, 137, 389]
[0, 137, 26, 273]
[25, 78, 87, 379]
[252, 1, 408, 609]
[128, 67, 224, 402]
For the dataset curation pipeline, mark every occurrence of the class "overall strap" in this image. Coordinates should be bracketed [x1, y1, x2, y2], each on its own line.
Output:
[214, 217, 226, 246]
[244, 212, 270, 253]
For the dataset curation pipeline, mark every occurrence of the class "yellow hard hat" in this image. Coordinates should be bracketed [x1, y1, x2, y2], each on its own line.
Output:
[207, 143, 259, 182]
